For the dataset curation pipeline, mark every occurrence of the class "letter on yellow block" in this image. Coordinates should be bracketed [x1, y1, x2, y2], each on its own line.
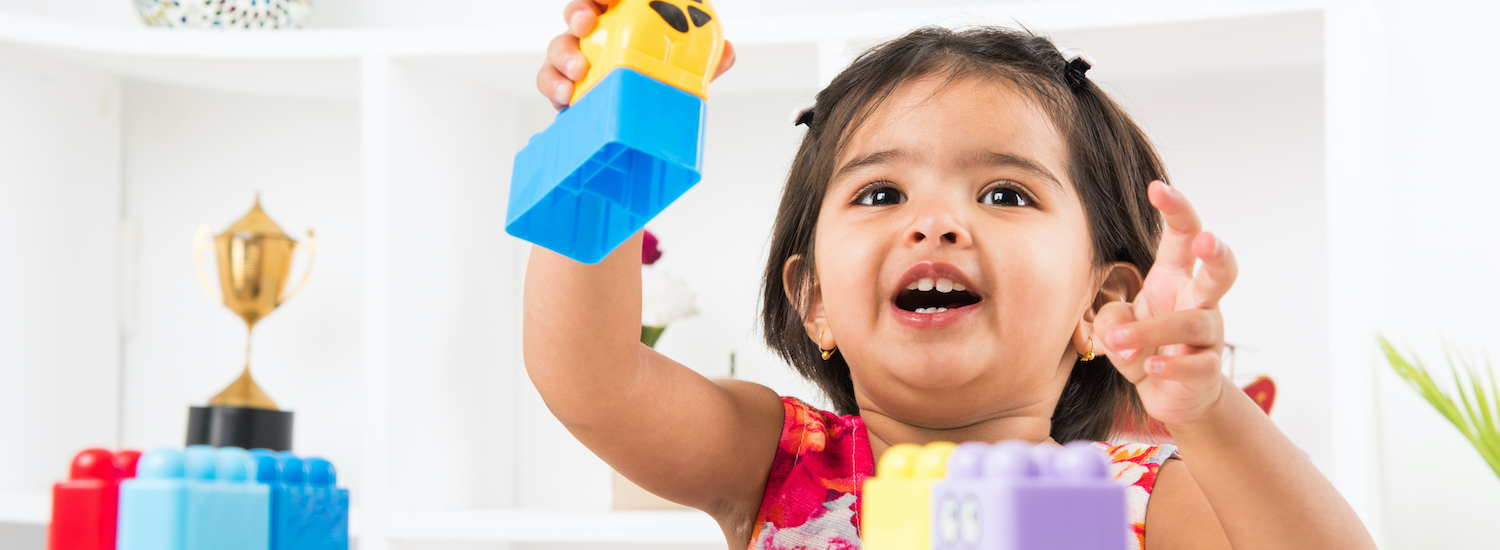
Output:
[572, 0, 726, 104]
[862, 442, 956, 550]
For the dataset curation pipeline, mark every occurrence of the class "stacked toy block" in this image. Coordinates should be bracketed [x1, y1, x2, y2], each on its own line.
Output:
[506, 0, 726, 264]
[258, 451, 348, 550]
[863, 440, 1126, 550]
[49, 445, 347, 550]
[48, 448, 141, 550]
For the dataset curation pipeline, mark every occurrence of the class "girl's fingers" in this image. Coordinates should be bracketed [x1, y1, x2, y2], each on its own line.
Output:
[713, 40, 737, 80]
[563, 0, 610, 37]
[1148, 181, 1203, 274]
[540, 33, 584, 108]
[1190, 232, 1238, 309]
[1103, 309, 1222, 354]
[1143, 349, 1222, 386]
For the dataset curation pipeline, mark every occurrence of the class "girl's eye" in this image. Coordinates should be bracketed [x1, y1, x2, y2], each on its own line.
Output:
[857, 185, 906, 206]
[980, 186, 1030, 207]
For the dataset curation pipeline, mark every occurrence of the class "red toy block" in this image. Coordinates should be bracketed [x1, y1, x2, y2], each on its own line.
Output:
[48, 448, 140, 550]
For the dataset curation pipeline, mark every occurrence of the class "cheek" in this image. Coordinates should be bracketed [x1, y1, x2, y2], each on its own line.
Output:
[814, 218, 888, 326]
[989, 227, 1095, 330]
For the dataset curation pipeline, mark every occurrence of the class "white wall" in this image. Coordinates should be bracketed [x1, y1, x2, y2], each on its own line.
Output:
[383, 59, 520, 510]
[0, 45, 121, 492]
[1111, 66, 1331, 464]
[1368, 0, 1500, 548]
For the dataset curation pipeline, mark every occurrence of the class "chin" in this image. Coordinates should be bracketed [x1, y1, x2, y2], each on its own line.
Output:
[871, 348, 989, 391]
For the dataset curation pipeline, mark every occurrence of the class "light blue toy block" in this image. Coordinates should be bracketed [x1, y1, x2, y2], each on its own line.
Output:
[268, 452, 349, 550]
[185, 447, 270, 550]
[119, 448, 189, 550]
[931, 441, 1126, 550]
[507, 66, 706, 264]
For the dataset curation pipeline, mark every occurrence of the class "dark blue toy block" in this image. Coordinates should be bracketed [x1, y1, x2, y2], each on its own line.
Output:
[507, 67, 705, 264]
[266, 452, 348, 550]
[931, 441, 1126, 550]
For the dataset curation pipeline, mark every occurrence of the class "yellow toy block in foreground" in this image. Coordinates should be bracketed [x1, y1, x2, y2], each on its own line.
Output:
[572, 0, 726, 104]
[862, 442, 956, 550]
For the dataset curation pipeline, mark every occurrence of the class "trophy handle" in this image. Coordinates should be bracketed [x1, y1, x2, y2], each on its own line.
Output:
[193, 225, 224, 305]
[278, 229, 317, 306]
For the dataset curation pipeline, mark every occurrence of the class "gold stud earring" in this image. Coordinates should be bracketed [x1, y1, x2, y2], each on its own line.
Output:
[1079, 336, 1095, 362]
[818, 329, 836, 360]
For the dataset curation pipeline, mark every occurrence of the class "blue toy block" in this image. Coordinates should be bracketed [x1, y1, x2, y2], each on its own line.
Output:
[266, 452, 349, 550]
[119, 446, 270, 550]
[930, 441, 1126, 550]
[119, 448, 188, 550]
[507, 66, 706, 264]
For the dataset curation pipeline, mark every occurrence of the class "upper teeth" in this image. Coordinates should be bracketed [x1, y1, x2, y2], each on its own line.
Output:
[906, 277, 966, 293]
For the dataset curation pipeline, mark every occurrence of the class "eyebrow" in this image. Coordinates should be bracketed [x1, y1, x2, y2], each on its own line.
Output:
[831, 148, 1064, 193]
[961, 151, 1064, 193]
[829, 149, 914, 185]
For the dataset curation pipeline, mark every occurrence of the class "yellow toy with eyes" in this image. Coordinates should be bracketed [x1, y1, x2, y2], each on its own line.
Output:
[571, 0, 726, 104]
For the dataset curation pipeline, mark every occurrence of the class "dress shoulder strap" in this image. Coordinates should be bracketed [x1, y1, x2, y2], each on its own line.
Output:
[1094, 442, 1179, 550]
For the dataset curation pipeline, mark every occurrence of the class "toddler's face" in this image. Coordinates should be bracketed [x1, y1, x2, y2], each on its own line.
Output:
[809, 75, 1099, 428]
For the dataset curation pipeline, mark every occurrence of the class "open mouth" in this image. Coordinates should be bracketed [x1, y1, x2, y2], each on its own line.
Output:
[894, 277, 983, 314]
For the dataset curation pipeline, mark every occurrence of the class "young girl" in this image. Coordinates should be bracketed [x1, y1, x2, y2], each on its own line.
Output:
[529, 2, 1377, 549]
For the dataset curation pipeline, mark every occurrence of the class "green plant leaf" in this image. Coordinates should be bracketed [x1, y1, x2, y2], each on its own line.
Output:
[1380, 335, 1500, 480]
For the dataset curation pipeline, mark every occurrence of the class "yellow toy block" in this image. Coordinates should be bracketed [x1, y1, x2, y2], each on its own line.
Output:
[862, 442, 956, 550]
[572, 0, 726, 104]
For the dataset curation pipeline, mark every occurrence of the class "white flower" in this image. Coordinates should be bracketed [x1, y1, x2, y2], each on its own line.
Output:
[641, 266, 699, 328]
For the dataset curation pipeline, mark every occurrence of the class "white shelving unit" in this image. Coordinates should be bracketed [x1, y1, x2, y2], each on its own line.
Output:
[0, 1, 1392, 548]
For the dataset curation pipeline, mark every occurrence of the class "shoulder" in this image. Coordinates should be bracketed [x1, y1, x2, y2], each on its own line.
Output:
[1135, 453, 1232, 550]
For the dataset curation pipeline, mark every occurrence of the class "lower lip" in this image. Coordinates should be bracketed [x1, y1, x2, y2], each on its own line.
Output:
[889, 301, 980, 328]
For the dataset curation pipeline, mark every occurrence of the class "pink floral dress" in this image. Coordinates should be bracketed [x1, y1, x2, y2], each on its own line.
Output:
[749, 397, 1177, 550]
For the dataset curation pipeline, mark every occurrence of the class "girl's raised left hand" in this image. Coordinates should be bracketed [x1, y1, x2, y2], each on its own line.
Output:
[1094, 180, 1238, 427]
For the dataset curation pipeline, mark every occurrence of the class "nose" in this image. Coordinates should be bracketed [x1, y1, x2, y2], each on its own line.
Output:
[904, 201, 971, 248]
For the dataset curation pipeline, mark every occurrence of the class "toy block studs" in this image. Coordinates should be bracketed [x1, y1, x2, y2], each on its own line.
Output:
[117, 447, 347, 550]
[930, 441, 1126, 550]
[49, 448, 139, 550]
[862, 442, 956, 550]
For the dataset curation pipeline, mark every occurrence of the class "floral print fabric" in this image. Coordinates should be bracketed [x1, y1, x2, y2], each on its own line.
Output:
[748, 396, 1177, 550]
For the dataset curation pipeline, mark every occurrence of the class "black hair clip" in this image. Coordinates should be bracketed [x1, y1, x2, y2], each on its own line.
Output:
[1061, 49, 1095, 88]
[791, 102, 816, 127]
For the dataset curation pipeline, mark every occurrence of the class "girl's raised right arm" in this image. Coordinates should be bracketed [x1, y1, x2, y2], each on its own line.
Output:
[524, 2, 775, 542]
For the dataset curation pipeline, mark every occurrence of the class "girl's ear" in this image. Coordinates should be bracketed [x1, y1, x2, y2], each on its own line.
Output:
[782, 254, 834, 350]
[1092, 261, 1143, 314]
[1074, 262, 1142, 354]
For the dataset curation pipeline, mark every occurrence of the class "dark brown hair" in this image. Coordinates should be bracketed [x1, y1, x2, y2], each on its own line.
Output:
[759, 26, 1165, 443]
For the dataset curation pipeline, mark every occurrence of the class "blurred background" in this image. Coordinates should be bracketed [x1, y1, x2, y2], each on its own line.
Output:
[0, 0, 1495, 549]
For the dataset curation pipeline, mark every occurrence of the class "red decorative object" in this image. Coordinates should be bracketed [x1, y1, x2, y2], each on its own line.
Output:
[641, 229, 662, 265]
[1242, 376, 1276, 414]
[48, 448, 139, 550]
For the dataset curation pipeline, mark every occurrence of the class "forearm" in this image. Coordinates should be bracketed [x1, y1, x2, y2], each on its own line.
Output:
[522, 232, 645, 425]
[1164, 376, 1376, 550]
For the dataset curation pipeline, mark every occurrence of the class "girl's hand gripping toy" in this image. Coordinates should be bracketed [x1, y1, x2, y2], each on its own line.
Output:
[506, 0, 726, 264]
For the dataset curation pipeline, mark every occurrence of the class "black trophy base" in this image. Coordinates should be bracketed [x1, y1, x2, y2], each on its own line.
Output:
[186, 405, 294, 451]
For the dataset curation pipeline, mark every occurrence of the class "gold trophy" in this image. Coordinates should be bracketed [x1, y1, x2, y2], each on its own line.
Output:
[185, 194, 315, 451]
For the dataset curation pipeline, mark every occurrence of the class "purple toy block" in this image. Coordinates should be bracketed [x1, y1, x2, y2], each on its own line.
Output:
[931, 441, 1126, 550]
